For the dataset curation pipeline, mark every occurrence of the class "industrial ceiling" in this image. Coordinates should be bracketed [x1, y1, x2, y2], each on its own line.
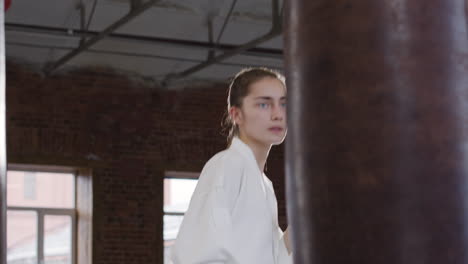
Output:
[5, 0, 285, 85]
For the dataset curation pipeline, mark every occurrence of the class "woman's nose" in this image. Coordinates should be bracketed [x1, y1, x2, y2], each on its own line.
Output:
[271, 105, 284, 121]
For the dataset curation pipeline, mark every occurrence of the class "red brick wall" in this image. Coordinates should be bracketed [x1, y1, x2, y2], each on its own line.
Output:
[6, 62, 288, 264]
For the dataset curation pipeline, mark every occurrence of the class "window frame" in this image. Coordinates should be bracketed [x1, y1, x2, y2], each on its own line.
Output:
[7, 164, 80, 264]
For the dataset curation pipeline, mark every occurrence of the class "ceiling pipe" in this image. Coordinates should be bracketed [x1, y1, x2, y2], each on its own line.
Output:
[163, 0, 283, 83]
[5, 23, 283, 59]
[7, 40, 282, 69]
[43, 0, 160, 75]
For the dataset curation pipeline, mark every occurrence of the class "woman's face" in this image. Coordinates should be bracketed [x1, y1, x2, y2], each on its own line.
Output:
[232, 77, 287, 147]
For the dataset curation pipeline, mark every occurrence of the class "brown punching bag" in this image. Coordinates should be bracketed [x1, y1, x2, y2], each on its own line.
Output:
[284, 0, 468, 263]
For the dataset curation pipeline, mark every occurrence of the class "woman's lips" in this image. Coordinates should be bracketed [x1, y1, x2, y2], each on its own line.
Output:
[269, 127, 284, 132]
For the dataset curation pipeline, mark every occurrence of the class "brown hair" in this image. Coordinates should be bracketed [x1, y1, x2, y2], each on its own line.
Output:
[222, 67, 285, 147]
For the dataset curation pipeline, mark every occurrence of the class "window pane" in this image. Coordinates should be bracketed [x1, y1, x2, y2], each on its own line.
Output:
[163, 177, 197, 264]
[23, 172, 36, 200]
[44, 215, 72, 264]
[164, 179, 197, 213]
[7, 171, 75, 208]
[164, 214, 184, 241]
[163, 215, 184, 264]
[7, 210, 38, 264]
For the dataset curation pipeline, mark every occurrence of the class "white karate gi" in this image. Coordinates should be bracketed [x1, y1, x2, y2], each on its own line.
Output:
[170, 137, 293, 264]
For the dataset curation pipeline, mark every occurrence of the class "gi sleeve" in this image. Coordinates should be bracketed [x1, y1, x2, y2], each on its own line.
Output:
[170, 153, 244, 264]
[170, 187, 235, 264]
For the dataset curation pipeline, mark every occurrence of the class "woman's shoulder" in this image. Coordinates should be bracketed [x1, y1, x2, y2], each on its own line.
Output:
[204, 147, 245, 171]
[198, 147, 246, 188]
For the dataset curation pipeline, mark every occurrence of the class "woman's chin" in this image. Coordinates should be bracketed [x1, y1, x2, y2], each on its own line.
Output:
[269, 134, 286, 145]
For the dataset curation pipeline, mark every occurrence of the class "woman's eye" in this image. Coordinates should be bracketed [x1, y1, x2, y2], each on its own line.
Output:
[281, 103, 287, 108]
[258, 103, 268, 108]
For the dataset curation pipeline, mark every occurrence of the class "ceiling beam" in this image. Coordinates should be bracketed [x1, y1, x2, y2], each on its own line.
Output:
[43, 0, 162, 75]
[163, 0, 283, 83]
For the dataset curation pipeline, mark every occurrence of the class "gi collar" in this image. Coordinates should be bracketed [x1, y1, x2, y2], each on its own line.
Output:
[230, 137, 262, 173]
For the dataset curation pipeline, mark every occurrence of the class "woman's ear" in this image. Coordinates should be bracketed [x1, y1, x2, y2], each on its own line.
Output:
[229, 106, 243, 126]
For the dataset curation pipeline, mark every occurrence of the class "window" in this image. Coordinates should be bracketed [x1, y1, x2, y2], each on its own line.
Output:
[7, 166, 77, 264]
[163, 171, 198, 264]
[23, 172, 36, 200]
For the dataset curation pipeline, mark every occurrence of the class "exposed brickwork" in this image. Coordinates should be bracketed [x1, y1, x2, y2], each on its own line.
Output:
[6, 62, 288, 264]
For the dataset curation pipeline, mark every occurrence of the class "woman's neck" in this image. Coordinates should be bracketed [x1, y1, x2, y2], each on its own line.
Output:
[238, 135, 271, 172]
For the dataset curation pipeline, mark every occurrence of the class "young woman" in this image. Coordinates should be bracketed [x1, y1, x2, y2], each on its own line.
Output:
[171, 68, 292, 264]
